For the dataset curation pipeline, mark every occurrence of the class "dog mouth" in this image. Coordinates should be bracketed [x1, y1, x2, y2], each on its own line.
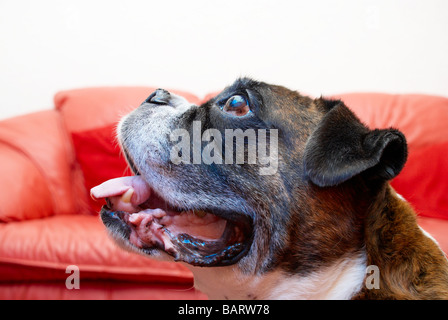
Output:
[91, 175, 253, 267]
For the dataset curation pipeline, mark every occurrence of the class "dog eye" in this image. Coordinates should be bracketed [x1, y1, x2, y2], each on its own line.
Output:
[221, 95, 252, 117]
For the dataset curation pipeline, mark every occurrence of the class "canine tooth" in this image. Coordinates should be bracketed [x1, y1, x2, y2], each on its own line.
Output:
[121, 188, 134, 203]
[193, 210, 207, 218]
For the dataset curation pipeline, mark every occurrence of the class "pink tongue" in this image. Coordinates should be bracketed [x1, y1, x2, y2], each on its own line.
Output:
[90, 176, 152, 212]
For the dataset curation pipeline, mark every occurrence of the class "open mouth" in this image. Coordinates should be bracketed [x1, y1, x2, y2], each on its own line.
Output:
[91, 175, 253, 267]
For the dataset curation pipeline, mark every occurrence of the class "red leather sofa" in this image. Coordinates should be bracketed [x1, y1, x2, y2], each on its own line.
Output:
[1, 86, 447, 300]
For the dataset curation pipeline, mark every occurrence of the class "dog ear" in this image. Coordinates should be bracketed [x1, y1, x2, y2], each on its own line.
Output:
[303, 100, 407, 187]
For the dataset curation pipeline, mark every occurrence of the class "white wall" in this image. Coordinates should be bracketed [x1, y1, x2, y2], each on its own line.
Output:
[0, 0, 447, 120]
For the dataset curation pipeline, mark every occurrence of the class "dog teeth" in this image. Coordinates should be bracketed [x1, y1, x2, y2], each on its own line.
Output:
[121, 188, 134, 203]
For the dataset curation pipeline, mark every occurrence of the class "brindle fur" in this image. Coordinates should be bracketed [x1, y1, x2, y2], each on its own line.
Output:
[111, 78, 448, 299]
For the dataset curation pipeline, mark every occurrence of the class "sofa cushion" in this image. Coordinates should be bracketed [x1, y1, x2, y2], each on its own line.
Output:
[392, 141, 448, 220]
[0, 282, 206, 300]
[0, 110, 84, 220]
[0, 215, 194, 283]
[0, 145, 53, 222]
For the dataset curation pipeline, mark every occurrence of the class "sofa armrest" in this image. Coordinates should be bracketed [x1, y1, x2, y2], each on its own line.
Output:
[0, 110, 89, 220]
[0, 144, 53, 221]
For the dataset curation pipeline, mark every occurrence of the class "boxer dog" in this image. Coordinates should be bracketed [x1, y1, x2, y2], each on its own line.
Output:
[91, 78, 448, 299]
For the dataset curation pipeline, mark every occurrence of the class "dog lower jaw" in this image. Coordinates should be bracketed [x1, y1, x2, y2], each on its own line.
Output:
[100, 205, 252, 267]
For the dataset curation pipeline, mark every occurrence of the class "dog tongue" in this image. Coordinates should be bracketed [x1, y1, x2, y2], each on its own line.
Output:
[90, 176, 151, 212]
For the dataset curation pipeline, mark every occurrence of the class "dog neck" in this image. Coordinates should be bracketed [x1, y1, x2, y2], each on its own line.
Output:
[354, 185, 448, 299]
[187, 251, 367, 300]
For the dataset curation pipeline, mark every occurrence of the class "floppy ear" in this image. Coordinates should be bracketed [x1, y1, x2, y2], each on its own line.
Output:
[303, 100, 408, 187]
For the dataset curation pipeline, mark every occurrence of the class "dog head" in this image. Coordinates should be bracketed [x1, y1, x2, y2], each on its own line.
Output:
[93, 78, 407, 277]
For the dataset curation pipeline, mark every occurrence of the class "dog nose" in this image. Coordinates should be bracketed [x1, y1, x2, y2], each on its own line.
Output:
[144, 89, 171, 105]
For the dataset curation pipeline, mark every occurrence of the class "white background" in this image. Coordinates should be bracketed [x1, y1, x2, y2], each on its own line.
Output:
[0, 0, 447, 120]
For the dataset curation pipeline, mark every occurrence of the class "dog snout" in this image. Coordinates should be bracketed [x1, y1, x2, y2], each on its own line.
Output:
[144, 88, 172, 105]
